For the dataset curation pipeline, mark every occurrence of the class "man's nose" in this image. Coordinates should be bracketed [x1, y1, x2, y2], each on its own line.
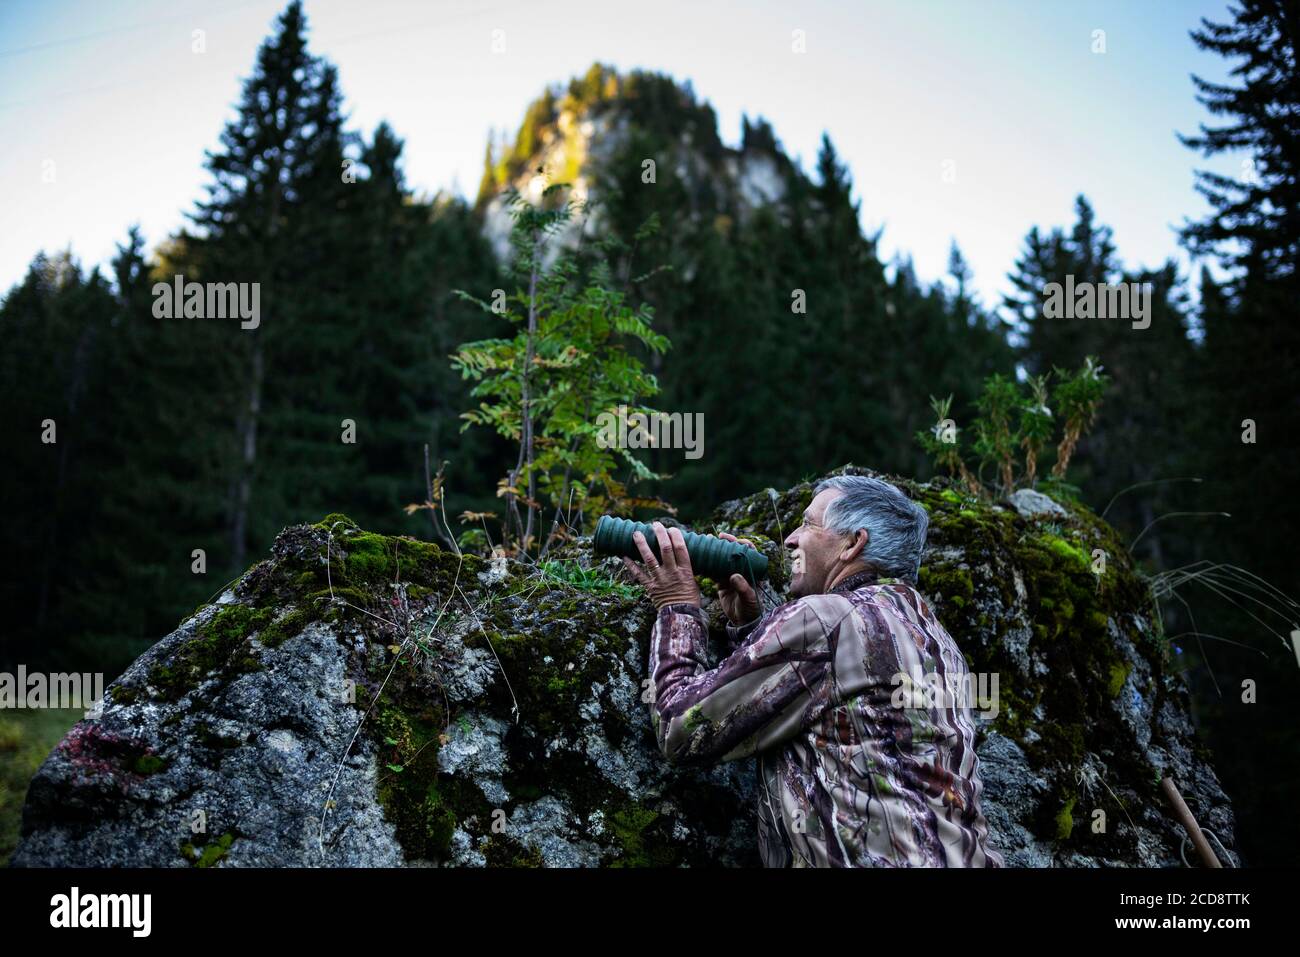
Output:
[784, 531, 798, 550]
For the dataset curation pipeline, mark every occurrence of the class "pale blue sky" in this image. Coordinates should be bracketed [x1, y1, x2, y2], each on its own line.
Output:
[0, 0, 1240, 308]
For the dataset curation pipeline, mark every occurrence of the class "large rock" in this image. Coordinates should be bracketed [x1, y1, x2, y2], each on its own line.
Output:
[712, 467, 1239, 867]
[11, 467, 1238, 867]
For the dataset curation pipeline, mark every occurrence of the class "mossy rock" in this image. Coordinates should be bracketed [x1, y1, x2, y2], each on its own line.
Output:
[12, 476, 1237, 868]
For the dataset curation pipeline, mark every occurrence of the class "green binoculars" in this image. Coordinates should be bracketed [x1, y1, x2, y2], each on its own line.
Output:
[593, 515, 769, 585]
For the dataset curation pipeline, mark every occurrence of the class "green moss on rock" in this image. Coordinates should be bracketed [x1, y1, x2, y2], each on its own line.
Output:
[1106, 660, 1131, 698]
[147, 604, 268, 701]
[482, 832, 544, 867]
[181, 831, 235, 867]
[1055, 799, 1076, 840]
[461, 583, 635, 742]
[194, 722, 242, 750]
[257, 608, 308, 649]
[129, 753, 168, 775]
[606, 802, 676, 867]
[918, 564, 974, 610]
[1039, 533, 1091, 570]
[109, 683, 142, 706]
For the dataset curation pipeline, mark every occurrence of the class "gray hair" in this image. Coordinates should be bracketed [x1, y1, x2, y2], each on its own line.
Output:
[813, 475, 929, 582]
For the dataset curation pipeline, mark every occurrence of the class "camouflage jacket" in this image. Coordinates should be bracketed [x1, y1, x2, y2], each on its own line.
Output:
[647, 569, 1004, 867]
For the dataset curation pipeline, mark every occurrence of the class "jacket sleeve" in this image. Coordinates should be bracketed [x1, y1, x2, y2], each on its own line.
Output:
[646, 597, 850, 766]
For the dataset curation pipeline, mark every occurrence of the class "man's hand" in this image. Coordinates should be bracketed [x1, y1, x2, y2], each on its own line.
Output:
[717, 532, 760, 625]
[621, 521, 702, 610]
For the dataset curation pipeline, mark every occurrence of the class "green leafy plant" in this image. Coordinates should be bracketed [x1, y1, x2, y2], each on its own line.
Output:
[972, 373, 1022, 495]
[916, 357, 1108, 498]
[1019, 373, 1054, 487]
[914, 395, 981, 494]
[1051, 356, 1108, 479]
[452, 185, 673, 558]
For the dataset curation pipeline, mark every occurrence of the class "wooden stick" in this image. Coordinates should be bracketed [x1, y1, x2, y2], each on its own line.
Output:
[1160, 775, 1221, 868]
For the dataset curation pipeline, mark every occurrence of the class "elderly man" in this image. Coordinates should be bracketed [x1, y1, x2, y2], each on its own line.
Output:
[622, 474, 1004, 868]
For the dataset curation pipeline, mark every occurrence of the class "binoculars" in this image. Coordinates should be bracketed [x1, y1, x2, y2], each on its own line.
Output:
[593, 515, 769, 585]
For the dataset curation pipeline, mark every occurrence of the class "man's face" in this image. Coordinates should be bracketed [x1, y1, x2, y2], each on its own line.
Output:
[784, 489, 856, 598]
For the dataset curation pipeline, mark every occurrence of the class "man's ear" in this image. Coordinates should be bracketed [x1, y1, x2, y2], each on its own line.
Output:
[841, 529, 869, 563]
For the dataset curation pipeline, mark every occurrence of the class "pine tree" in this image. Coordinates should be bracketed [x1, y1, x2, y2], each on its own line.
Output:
[182, 0, 353, 570]
[1179, 0, 1299, 285]
[1173, 0, 1300, 584]
[0, 252, 132, 668]
[1171, 0, 1300, 866]
[1004, 195, 1121, 373]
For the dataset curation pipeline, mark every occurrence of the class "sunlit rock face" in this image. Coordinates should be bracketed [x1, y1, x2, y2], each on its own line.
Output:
[478, 69, 793, 275]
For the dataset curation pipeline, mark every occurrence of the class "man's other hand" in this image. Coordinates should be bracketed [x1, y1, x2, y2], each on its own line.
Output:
[621, 521, 702, 610]
[717, 532, 760, 625]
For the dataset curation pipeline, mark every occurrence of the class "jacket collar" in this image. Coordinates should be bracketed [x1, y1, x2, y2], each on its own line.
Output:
[828, 568, 882, 595]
